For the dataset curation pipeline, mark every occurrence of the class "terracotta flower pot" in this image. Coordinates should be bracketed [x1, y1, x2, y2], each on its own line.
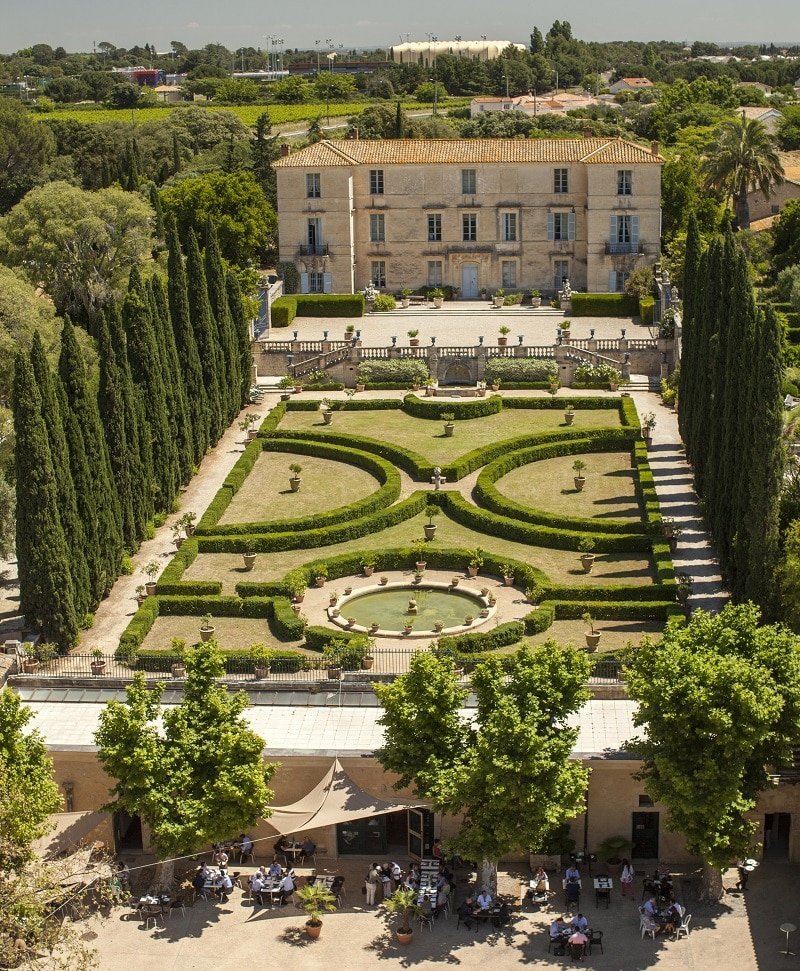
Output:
[423, 525, 437, 540]
[362, 656, 375, 669]
[363, 565, 375, 577]
[171, 662, 186, 678]
[564, 412, 575, 425]
[322, 411, 333, 425]
[290, 476, 301, 492]
[327, 666, 342, 680]
[90, 660, 107, 677]
[145, 581, 157, 596]
[315, 576, 326, 587]
[306, 920, 322, 939]
[254, 664, 270, 679]
[574, 476, 586, 491]
[200, 626, 215, 642]
[467, 565, 478, 577]
[396, 928, 414, 945]
[503, 575, 514, 586]
[356, 383, 365, 392]
[444, 422, 454, 437]
[585, 632, 601, 650]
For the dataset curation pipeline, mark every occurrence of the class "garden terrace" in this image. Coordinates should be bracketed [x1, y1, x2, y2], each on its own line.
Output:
[115, 392, 677, 669]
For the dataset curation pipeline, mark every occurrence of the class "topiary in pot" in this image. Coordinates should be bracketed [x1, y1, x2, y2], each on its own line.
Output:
[383, 887, 422, 944]
[297, 882, 337, 939]
[424, 503, 440, 540]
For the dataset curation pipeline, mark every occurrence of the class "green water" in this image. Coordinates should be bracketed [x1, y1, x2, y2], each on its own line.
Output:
[345, 587, 482, 631]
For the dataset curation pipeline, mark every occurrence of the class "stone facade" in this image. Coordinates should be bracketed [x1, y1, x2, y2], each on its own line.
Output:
[274, 138, 663, 298]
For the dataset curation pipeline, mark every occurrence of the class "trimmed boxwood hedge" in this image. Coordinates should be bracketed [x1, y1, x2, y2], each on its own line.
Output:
[402, 393, 503, 420]
[196, 434, 264, 532]
[271, 293, 366, 326]
[286, 398, 404, 413]
[269, 428, 429, 479]
[204, 439, 400, 536]
[570, 293, 639, 317]
[271, 596, 307, 641]
[155, 540, 222, 595]
[475, 433, 647, 536]
[356, 360, 430, 385]
[131, 649, 311, 674]
[483, 358, 558, 382]
[436, 621, 525, 654]
[542, 583, 672, 602]
[639, 296, 655, 324]
[118, 598, 160, 656]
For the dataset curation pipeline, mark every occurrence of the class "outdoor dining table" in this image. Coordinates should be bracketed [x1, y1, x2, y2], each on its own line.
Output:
[594, 876, 612, 908]
[314, 875, 335, 889]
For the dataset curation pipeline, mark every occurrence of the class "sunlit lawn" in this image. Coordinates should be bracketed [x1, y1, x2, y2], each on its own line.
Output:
[139, 616, 303, 652]
[520, 619, 664, 652]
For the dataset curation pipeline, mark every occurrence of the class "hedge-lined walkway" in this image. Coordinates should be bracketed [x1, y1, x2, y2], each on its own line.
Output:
[77, 391, 283, 652]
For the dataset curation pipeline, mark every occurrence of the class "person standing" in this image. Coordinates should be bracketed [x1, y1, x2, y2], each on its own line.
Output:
[365, 863, 380, 906]
[620, 858, 635, 897]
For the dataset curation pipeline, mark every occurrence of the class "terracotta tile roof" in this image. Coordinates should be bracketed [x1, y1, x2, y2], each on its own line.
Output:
[779, 151, 800, 185]
[275, 137, 664, 168]
[617, 77, 654, 86]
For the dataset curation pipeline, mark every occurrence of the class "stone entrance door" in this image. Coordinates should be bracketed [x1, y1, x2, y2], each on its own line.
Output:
[461, 262, 479, 299]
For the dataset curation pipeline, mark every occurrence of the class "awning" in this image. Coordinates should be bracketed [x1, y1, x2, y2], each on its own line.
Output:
[32, 810, 107, 860]
[264, 759, 425, 835]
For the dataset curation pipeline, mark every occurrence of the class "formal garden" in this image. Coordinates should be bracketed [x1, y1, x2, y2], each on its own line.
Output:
[115, 392, 682, 675]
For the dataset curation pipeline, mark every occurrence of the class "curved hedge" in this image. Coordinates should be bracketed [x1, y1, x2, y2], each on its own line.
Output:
[402, 393, 503, 420]
[197, 433, 264, 531]
[155, 540, 222, 595]
[436, 621, 525, 655]
[475, 433, 647, 536]
[285, 398, 403, 413]
[269, 428, 429, 479]
[203, 439, 400, 536]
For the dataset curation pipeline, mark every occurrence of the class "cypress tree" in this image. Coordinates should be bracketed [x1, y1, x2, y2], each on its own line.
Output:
[691, 239, 722, 496]
[59, 316, 123, 596]
[205, 222, 240, 421]
[166, 218, 208, 463]
[186, 229, 225, 443]
[101, 157, 112, 189]
[29, 332, 91, 621]
[395, 100, 405, 138]
[13, 354, 79, 649]
[149, 183, 165, 241]
[678, 213, 702, 447]
[123, 273, 179, 512]
[172, 131, 182, 175]
[227, 271, 253, 409]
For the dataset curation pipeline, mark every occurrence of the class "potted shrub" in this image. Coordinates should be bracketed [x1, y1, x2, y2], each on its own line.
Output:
[378, 576, 388, 586]
[479, 607, 490, 618]
[369, 622, 380, 634]
[90, 649, 107, 677]
[293, 378, 304, 394]
[182, 511, 197, 536]
[345, 323, 355, 341]
[676, 573, 692, 605]
[143, 560, 160, 596]
[530, 288, 542, 308]
[278, 375, 294, 401]
[476, 379, 487, 397]
[564, 403, 575, 426]
[412, 539, 427, 571]
[434, 620, 444, 632]
[320, 399, 334, 425]
[424, 376, 438, 397]
[239, 412, 259, 441]
[171, 521, 184, 549]
[547, 375, 560, 396]
[362, 638, 376, 669]
[408, 328, 420, 347]
[498, 324, 511, 346]
[596, 835, 633, 877]
[403, 620, 414, 635]
[329, 589, 339, 607]
[493, 288, 505, 309]
[467, 547, 484, 577]
[583, 612, 601, 650]
[412, 570, 424, 585]
[249, 643, 273, 680]
[490, 377, 501, 392]
[501, 563, 515, 586]
[344, 584, 353, 595]
[135, 584, 147, 606]
[424, 504, 440, 540]
[169, 638, 187, 678]
[450, 576, 460, 587]
[526, 582, 544, 605]
[323, 646, 343, 679]
[573, 459, 587, 492]
[430, 287, 444, 309]
[361, 554, 376, 577]
[242, 548, 257, 571]
[199, 614, 215, 642]
[642, 412, 657, 444]
[296, 882, 337, 939]
[463, 615, 474, 626]
[442, 412, 455, 437]
[401, 287, 413, 309]
[578, 537, 596, 574]
[314, 564, 328, 587]
[289, 463, 302, 492]
[355, 379, 366, 392]
[286, 570, 306, 603]
[662, 517, 676, 540]
[384, 887, 422, 945]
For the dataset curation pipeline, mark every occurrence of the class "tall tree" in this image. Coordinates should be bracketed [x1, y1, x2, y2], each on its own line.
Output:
[186, 229, 225, 443]
[226, 271, 253, 409]
[204, 222, 239, 421]
[12, 354, 78, 648]
[628, 604, 800, 898]
[677, 213, 702, 447]
[376, 645, 590, 891]
[95, 642, 276, 888]
[703, 115, 784, 229]
[59, 316, 123, 596]
[29, 332, 91, 620]
[166, 220, 208, 463]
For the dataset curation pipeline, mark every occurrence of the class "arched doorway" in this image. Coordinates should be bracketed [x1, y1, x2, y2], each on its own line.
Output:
[442, 363, 472, 385]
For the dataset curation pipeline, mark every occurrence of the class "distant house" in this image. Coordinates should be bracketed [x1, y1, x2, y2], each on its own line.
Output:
[609, 77, 654, 95]
[747, 151, 800, 222]
[742, 81, 773, 94]
[153, 84, 183, 104]
[469, 92, 618, 119]
[739, 105, 783, 134]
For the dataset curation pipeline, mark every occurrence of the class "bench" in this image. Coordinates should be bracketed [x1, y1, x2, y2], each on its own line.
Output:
[408, 295, 428, 306]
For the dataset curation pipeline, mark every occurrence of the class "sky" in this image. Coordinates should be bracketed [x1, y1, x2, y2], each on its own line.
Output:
[2, 0, 800, 54]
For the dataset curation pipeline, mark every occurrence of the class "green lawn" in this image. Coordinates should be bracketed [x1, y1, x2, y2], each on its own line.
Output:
[186, 507, 655, 593]
[520, 619, 663, 652]
[496, 451, 643, 523]
[278, 408, 621, 467]
[139, 616, 302, 652]
[220, 451, 380, 525]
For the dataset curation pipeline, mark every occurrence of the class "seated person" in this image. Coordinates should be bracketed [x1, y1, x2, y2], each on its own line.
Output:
[550, 916, 566, 939]
[274, 836, 289, 856]
[238, 833, 254, 860]
[570, 912, 589, 934]
[435, 884, 450, 915]
[458, 896, 476, 929]
[668, 899, 685, 922]
[491, 901, 510, 927]
[279, 872, 295, 904]
[213, 846, 229, 868]
[564, 880, 581, 909]
[268, 859, 283, 879]
[656, 861, 671, 879]
[299, 837, 316, 862]
[568, 929, 588, 953]
[533, 866, 550, 893]
[564, 863, 581, 884]
[642, 896, 657, 919]
[249, 872, 264, 906]
[476, 889, 493, 911]
[431, 838, 443, 860]
[215, 869, 233, 902]
[192, 868, 207, 895]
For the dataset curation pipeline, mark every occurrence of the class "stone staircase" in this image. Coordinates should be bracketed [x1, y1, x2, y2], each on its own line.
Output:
[627, 373, 660, 391]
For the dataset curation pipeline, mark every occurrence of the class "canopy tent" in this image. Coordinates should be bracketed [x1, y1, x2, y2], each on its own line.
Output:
[32, 810, 107, 860]
[263, 759, 425, 835]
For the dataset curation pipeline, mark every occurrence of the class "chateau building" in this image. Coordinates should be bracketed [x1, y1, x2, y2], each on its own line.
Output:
[274, 137, 663, 297]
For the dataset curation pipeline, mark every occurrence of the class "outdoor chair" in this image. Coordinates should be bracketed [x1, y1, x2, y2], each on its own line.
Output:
[640, 917, 658, 940]
[143, 906, 163, 929]
[675, 914, 692, 939]
[419, 910, 435, 931]
[239, 847, 255, 865]
[568, 941, 586, 961]
[169, 900, 186, 919]
[548, 934, 564, 954]
[588, 929, 604, 954]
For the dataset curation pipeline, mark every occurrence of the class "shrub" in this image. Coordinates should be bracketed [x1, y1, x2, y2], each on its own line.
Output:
[436, 622, 525, 654]
[356, 359, 429, 385]
[573, 361, 623, 384]
[270, 296, 297, 327]
[502, 293, 522, 306]
[483, 357, 558, 382]
[570, 293, 639, 316]
[372, 294, 396, 312]
[639, 296, 655, 324]
[270, 293, 365, 326]
[277, 261, 300, 294]
[402, 393, 502, 420]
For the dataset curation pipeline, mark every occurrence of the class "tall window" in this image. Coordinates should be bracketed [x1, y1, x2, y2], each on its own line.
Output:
[554, 259, 569, 291]
[501, 261, 517, 289]
[548, 211, 575, 241]
[462, 213, 477, 241]
[307, 218, 322, 252]
[369, 213, 385, 242]
[617, 169, 633, 196]
[371, 261, 386, 288]
[427, 260, 443, 287]
[308, 271, 325, 293]
[554, 168, 569, 194]
[306, 173, 321, 198]
[461, 168, 476, 194]
[501, 212, 517, 242]
[369, 169, 384, 195]
[427, 213, 442, 242]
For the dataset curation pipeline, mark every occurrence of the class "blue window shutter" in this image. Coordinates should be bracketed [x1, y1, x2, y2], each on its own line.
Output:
[567, 211, 576, 241]
[631, 215, 640, 245]
[547, 211, 555, 241]
[608, 271, 616, 292]
[323, 272, 332, 294]
[609, 215, 617, 242]
[299, 272, 309, 293]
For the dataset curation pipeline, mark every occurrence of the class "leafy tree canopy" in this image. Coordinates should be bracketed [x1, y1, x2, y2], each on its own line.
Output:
[0, 96, 54, 212]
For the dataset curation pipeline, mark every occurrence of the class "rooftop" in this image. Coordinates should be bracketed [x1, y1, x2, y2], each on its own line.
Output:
[274, 137, 664, 168]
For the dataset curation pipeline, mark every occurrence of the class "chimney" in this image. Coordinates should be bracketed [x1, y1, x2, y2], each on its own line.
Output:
[280, 143, 291, 157]
[651, 140, 660, 156]
[347, 127, 359, 140]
